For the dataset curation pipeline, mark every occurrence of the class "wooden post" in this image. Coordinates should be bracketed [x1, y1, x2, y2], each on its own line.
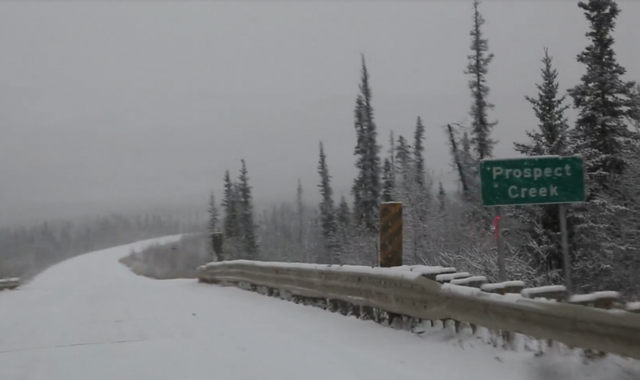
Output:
[379, 202, 403, 268]
[212, 232, 224, 262]
[379, 202, 403, 326]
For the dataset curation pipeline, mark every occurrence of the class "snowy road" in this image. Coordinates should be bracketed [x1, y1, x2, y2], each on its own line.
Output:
[0, 236, 636, 380]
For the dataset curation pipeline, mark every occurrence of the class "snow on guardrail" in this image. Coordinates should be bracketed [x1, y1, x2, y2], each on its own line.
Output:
[197, 260, 640, 360]
[0, 277, 20, 290]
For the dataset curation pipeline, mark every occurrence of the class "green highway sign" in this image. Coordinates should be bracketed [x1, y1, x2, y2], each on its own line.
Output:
[480, 155, 585, 206]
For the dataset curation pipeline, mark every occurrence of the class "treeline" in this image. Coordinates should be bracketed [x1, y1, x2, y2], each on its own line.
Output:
[0, 214, 202, 280]
[208, 0, 640, 295]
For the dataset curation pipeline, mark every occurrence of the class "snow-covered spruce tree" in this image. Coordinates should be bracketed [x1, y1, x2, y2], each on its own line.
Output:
[393, 166, 434, 265]
[568, 0, 636, 189]
[392, 133, 414, 261]
[382, 158, 395, 202]
[460, 132, 478, 190]
[347, 55, 382, 265]
[395, 135, 412, 183]
[401, 116, 432, 263]
[352, 94, 366, 225]
[566, 0, 639, 292]
[222, 170, 240, 239]
[512, 48, 570, 284]
[317, 142, 339, 264]
[413, 117, 426, 188]
[208, 191, 220, 234]
[515, 49, 570, 157]
[440, 122, 523, 281]
[437, 182, 447, 213]
[296, 178, 304, 246]
[352, 54, 382, 233]
[257, 202, 296, 262]
[337, 196, 351, 233]
[237, 160, 258, 259]
[444, 123, 480, 206]
[465, 0, 497, 161]
[334, 196, 355, 263]
[445, 124, 469, 199]
[632, 83, 640, 131]
[208, 191, 220, 239]
[388, 131, 396, 181]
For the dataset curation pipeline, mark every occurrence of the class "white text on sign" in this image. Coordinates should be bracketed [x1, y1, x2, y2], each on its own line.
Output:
[492, 165, 573, 181]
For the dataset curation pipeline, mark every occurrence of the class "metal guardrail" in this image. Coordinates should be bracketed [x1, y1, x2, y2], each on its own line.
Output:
[197, 260, 640, 360]
[0, 277, 20, 290]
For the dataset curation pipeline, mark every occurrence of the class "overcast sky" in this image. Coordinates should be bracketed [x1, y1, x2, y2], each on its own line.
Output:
[0, 1, 639, 225]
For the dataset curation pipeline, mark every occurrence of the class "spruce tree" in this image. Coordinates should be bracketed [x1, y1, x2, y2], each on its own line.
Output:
[515, 48, 569, 157]
[382, 158, 395, 202]
[388, 131, 396, 180]
[222, 170, 239, 238]
[513, 48, 570, 279]
[337, 196, 351, 228]
[459, 130, 478, 199]
[632, 83, 640, 131]
[336, 196, 352, 259]
[465, 0, 497, 160]
[352, 54, 382, 232]
[413, 117, 426, 187]
[395, 135, 412, 183]
[352, 95, 366, 224]
[318, 142, 338, 263]
[460, 132, 477, 181]
[445, 124, 469, 198]
[238, 160, 258, 258]
[208, 191, 220, 237]
[296, 179, 304, 245]
[567, 0, 637, 190]
[564, 0, 639, 291]
[437, 182, 447, 213]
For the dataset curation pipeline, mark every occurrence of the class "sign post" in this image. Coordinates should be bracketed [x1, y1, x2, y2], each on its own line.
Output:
[480, 156, 585, 290]
[558, 204, 571, 291]
[494, 208, 506, 281]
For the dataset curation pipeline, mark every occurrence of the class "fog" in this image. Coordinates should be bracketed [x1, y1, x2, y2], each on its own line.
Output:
[1, 1, 639, 226]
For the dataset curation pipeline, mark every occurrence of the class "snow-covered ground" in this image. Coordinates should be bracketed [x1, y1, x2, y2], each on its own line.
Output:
[0, 236, 637, 380]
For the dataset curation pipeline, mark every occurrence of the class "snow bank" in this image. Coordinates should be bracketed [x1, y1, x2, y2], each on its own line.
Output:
[4, 235, 589, 380]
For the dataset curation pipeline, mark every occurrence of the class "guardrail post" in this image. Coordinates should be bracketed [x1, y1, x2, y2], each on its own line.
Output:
[569, 291, 622, 359]
[481, 281, 525, 349]
[521, 285, 568, 352]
